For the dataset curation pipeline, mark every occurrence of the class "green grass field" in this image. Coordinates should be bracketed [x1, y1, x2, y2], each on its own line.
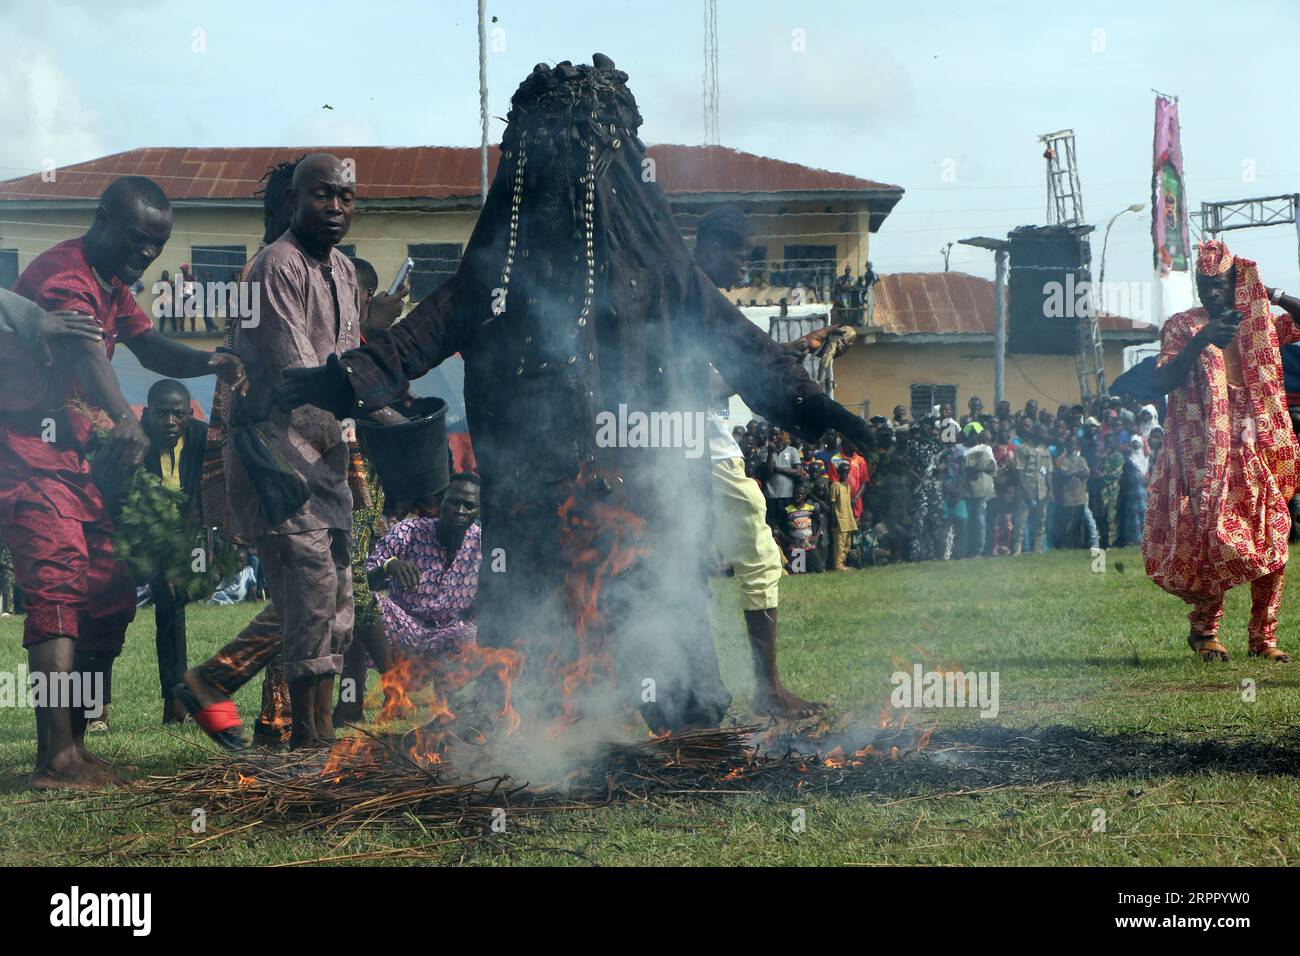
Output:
[3, 544, 1299, 866]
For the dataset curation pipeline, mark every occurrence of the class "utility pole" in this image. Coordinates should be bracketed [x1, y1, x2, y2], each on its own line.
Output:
[702, 0, 720, 145]
[959, 236, 1010, 405]
[940, 241, 953, 272]
[477, 0, 490, 204]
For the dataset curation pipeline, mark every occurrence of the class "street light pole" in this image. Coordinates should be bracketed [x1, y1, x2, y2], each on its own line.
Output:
[1097, 203, 1145, 313]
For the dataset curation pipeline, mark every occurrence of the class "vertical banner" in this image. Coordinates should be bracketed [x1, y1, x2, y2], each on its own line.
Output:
[1152, 95, 1191, 275]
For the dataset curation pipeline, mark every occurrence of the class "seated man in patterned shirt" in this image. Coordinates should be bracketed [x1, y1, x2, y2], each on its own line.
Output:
[366, 473, 482, 668]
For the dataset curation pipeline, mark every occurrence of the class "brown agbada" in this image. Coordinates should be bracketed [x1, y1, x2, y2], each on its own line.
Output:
[227, 232, 361, 538]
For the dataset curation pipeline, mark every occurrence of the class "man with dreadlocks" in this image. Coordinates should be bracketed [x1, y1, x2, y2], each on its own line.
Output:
[1145, 239, 1300, 662]
[276, 56, 874, 733]
[178, 158, 302, 750]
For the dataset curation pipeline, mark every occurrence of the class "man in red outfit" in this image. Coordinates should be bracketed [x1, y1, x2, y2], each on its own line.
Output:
[1, 175, 245, 789]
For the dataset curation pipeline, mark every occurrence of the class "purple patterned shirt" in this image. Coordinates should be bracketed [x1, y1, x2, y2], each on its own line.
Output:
[367, 517, 481, 656]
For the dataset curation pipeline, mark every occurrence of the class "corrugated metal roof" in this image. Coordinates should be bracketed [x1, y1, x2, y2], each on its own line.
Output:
[0, 145, 902, 203]
[872, 272, 1155, 337]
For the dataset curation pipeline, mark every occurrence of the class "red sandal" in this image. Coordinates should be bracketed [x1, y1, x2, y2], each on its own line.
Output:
[171, 682, 248, 751]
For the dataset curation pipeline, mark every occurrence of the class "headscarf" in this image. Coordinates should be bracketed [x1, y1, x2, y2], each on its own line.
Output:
[1138, 403, 1159, 438]
[1127, 435, 1149, 477]
[1195, 238, 1236, 277]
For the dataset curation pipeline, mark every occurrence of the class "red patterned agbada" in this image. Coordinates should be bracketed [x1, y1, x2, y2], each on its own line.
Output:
[1143, 241, 1299, 649]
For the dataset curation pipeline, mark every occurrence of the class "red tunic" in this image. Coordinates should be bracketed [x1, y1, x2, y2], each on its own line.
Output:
[0, 237, 153, 525]
[1143, 297, 1300, 601]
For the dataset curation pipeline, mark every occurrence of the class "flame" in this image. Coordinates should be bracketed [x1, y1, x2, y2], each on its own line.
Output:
[236, 773, 258, 786]
[359, 464, 648, 744]
[376, 641, 523, 738]
[546, 464, 652, 735]
[378, 656, 418, 723]
[822, 745, 846, 768]
[319, 735, 378, 779]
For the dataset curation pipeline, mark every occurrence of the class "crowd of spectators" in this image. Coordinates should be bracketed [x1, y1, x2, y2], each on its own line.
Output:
[731, 391, 1167, 573]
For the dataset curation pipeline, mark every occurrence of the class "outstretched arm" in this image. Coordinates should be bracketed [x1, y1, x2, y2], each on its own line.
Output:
[698, 273, 872, 449]
[274, 273, 464, 417]
[125, 327, 247, 394]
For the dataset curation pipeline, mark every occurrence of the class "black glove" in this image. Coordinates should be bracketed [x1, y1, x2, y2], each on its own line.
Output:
[792, 392, 873, 450]
[273, 353, 355, 418]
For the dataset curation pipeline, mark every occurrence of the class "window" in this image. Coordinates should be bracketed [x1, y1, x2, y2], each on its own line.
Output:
[190, 245, 248, 282]
[0, 249, 17, 290]
[408, 243, 463, 301]
[744, 245, 767, 286]
[910, 384, 957, 420]
[778, 244, 836, 294]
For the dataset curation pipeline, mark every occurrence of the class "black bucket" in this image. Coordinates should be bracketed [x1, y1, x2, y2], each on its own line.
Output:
[356, 397, 450, 507]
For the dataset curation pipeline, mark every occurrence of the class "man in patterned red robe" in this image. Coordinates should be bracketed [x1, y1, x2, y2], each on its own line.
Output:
[1144, 239, 1300, 661]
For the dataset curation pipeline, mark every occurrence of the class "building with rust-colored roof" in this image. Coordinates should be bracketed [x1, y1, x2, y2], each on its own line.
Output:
[0, 145, 903, 304]
[831, 272, 1158, 417]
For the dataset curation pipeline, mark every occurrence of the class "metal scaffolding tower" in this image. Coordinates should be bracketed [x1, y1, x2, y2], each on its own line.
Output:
[1198, 194, 1300, 271]
[1039, 129, 1102, 401]
[1039, 129, 1086, 227]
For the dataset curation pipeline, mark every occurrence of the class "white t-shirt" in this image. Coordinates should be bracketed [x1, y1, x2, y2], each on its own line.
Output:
[707, 411, 743, 462]
[765, 444, 801, 499]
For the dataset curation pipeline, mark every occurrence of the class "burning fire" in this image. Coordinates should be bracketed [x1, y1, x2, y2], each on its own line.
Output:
[373, 640, 524, 741]
[320, 736, 376, 779]
[546, 464, 652, 736]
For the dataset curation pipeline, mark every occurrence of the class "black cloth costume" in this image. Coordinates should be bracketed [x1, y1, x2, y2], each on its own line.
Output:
[277, 55, 871, 732]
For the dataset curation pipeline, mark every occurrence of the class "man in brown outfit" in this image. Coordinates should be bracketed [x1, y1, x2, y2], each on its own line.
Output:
[225, 154, 369, 747]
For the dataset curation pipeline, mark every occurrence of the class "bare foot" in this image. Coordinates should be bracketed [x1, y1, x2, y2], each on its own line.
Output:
[77, 746, 138, 781]
[753, 686, 827, 721]
[29, 751, 116, 791]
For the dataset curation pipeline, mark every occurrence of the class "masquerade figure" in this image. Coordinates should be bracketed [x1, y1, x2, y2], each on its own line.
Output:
[275, 55, 872, 732]
[1145, 239, 1300, 662]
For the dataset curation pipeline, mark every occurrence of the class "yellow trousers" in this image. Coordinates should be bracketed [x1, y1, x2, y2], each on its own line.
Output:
[832, 529, 853, 570]
[710, 457, 781, 611]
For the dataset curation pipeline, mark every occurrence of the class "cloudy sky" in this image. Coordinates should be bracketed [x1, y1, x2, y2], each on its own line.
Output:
[3, 0, 1298, 298]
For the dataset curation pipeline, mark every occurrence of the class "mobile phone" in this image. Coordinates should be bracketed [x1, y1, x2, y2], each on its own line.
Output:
[387, 257, 414, 296]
